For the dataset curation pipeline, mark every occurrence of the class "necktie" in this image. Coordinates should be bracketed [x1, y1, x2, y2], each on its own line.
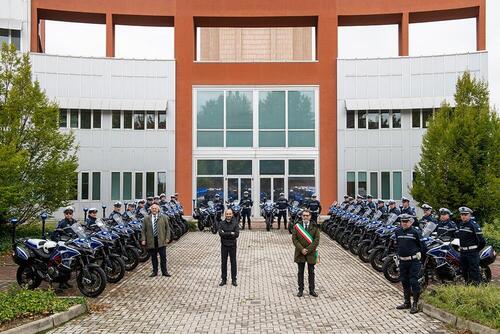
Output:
[305, 222, 308, 230]
[153, 215, 158, 237]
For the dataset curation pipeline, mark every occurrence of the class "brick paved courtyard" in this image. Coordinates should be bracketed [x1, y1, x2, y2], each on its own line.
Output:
[49, 230, 450, 334]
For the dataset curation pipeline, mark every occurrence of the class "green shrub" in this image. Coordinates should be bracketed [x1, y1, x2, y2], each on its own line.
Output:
[0, 221, 56, 253]
[423, 284, 500, 330]
[0, 286, 85, 325]
[483, 221, 500, 252]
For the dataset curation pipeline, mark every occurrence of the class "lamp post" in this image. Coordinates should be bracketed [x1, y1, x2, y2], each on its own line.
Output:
[40, 212, 48, 239]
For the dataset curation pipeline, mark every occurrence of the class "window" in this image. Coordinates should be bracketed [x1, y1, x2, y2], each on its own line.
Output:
[289, 160, 314, 175]
[367, 111, 379, 129]
[358, 110, 366, 128]
[380, 110, 390, 128]
[346, 110, 355, 128]
[146, 172, 155, 197]
[70, 110, 78, 128]
[260, 160, 285, 175]
[112, 111, 121, 129]
[157, 172, 166, 195]
[259, 91, 286, 147]
[227, 160, 252, 175]
[134, 111, 145, 130]
[422, 109, 433, 128]
[80, 111, 91, 129]
[70, 172, 78, 200]
[0, 29, 8, 46]
[124, 111, 133, 129]
[111, 172, 120, 200]
[392, 110, 401, 128]
[146, 111, 155, 129]
[123, 172, 132, 200]
[226, 91, 253, 147]
[158, 112, 166, 129]
[370, 172, 378, 198]
[393, 171, 402, 200]
[198, 160, 223, 175]
[289, 177, 315, 204]
[197, 91, 224, 147]
[358, 172, 367, 196]
[288, 91, 315, 147]
[135, 173, 143, 199]
[412, 109, 421, 128]
[346, 172, 355, 197]
[93, 110, 101, 128]
[0, 29, 21, 50]
[196, 160, 224, 203]
[81, 172, 89, 200]
[59, 109, 68, 128]
[92, 172, 101, 200]
[381, 172, 390, 200]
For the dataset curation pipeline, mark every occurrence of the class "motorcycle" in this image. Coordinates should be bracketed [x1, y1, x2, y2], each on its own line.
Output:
[288, 201, 303, 234]
[261, 200, 276, 232]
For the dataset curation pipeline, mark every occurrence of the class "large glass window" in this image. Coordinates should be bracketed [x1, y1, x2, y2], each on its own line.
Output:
[381, 172, 390, 200]
[393, 172, 402, 200]
[92, 172, 100, 200]
[111, 172, 120, 200]
[198, 160, 223, 175]
[367, 111, 379, 129]
[158, 112, 166, 129]
[81, 172, 89, 200]
[80, 110, 91, 129]
[197, 91, 224, 147]
[123, 172, 132, 200]
[226, 91, 252, 147]
[370, 172, 378, 198]
[412, 109, 421, 128]
[59, 109, 67, 128]
[112, 111, 121, 129]
[227, 160, 252, 175]
[146, 111, 155, 129]
[146, 172, 155, 197]
[259, 91, 285, 147]
[0, 29, 9, 46]
[11, 30, 20, 50]
[422, 109, 433, 128]
[157, 172, 166, 195]
[288, 177, 315, 205]
[134, 111, 145, 130]
[288, 91, 315, 147]
[346, 110, 355, 128]
[358, 110, 366, 128]
[346, 172, 355, 197]
[358, 172, 367, 196]
[196, 177, 223, 204]
[124, 111, 133, 129]
[392, 110, 401, 128]
[93, 110, 101, 128]
[70, 172, 78, 200]
[135, 173, 143, 199]
[260, 160, 285, 175]
[289, 160, 314, 175]
[380, 110, 390, 128]
[70, 110, 78, 128]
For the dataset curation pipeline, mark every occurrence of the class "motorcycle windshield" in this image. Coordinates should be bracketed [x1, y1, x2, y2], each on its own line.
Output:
[207, 201, 214, 208]
[113, 213, 123, 224]
[387, 213, 398, 225]
[95, 220, 110, 232]
[422, 221, 438, 238]
[372, 211, 382, 221]
[140, 208, 148, 216]
[292, 201, 299, 207]
[70, 223, 88, 239]
[362, 208, 372, 217]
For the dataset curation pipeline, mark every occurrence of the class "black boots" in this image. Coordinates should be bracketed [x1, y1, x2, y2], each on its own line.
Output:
[396, 291, 411, 310]
[410, 293, 420, 314]
[397, 292, 419, 313]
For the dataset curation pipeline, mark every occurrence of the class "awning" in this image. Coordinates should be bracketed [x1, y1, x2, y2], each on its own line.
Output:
[345, 97, 456, 111]
[53, 97, 168, 111]
[0, 19, 22, 30]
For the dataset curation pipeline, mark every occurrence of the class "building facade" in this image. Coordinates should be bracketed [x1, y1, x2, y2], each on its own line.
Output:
[0, 0, 488, 218]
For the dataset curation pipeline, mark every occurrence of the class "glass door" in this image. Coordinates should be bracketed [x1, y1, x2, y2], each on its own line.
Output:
[259, 176, 285, 203]
[226, 177, 253, 202]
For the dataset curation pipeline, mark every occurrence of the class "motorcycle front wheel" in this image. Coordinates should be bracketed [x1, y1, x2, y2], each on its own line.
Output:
[382, 258, 401, 283]
[123, 247, 139, 271]
[16, 265, 42, 290]
[369, 248, 385, 272]
[77, 266, 107, 298]
[105, 256, 126, 283]
[138, 245, 150, 262]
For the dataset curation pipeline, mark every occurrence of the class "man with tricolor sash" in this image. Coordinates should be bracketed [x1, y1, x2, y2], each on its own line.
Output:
[292, 209, 320, 297]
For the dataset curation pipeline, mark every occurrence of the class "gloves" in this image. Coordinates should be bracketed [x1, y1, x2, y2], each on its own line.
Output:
[416, 252, 421, 260]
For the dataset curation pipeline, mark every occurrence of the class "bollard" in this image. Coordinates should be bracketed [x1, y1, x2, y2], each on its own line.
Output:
[10, 218, 18, 249]
[83, 207, 88, 221]
[40, 212, 48, 239]
[102, 204, 107, 218]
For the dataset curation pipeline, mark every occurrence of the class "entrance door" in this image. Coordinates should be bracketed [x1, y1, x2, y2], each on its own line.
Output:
[259, 177, 285, 203]
[226, 177, 252, 203]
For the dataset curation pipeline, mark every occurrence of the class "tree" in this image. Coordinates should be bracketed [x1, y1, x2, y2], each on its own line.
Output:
[411, 71, 500, 224]
[0, 43, 78, 224]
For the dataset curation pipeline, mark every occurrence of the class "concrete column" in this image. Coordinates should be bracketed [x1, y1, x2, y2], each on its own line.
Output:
[106, 13, 115, 57]
[399, 12, 409, 56]
[477, 3, 486, 50]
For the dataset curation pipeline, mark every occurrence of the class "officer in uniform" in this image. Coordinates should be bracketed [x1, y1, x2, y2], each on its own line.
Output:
[417, 204, 437, 230]
[366, 195, 376, 210]
[136, 199, 146, 218]
[153, 196, 161, 206]
[456, 206, 486, 285]
[170, 195, 178, 205]
[395, 214, 425, 314]
[301, 195, 311, 209]
[400, 197, 416, 216]
[213, 194, 224, 222]
[123, 202, 136, 221]
[388, 200, 401, 216]
[436, 208, 457, 240]
[307, 194, 322, 223]
[57, 206, 77, 229]
[240, 191, 253, 230]
[109, 201, 123, 219]
[85, 208, 98, 227]
[159, 194, 168, 206]
[276, 193, 289, 229]
[145, 197, 154, 212]
[377, 199, 387, 217]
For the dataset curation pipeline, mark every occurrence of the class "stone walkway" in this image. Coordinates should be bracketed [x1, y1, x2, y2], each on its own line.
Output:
[49, 230, 449, 334]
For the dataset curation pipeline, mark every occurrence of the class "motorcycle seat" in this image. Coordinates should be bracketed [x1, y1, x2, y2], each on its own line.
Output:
[32, 247, 51, 259]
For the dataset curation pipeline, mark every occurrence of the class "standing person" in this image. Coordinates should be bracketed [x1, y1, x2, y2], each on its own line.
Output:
[213, 194, 224, 222]
[436, 208, 457, 240]
[388, 200, 401, 216]
[145, 197, 154, 212]
[366, 195, 376, 210]
[292, 209, 320, 297]
[219, 208, 239, 287]
[418, 204, 436, 230]
[456, 206, 486, 285]
[307, 194, 322, 223]
[109, 201, 122, 219]
[141, 203, 171, 277]
[395, 214, 425, 314]
[85, 208, 98, 227]
[53, 206, 77, 290]
[400, 197, 416, 216]
[276, 193, 289, 229]
[377, 200, 387, 217]
[240, 191, 253, 230]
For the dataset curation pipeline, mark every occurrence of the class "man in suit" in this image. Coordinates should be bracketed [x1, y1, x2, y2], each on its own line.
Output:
[292, 209, 320, 297]
[141, 203, 171, 277]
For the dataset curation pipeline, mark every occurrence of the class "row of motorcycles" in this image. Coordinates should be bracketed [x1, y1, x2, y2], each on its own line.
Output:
[11, 201, 188, 298]
[321, 201, 497, 289]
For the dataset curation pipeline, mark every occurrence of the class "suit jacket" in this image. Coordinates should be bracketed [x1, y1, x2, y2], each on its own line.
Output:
[292, 221, 320, 264]
[141, 214, 170, 249]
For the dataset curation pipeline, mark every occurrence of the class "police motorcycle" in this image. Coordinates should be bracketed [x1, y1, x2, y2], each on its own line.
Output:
[227, 200, 242, 227]
[166, 202, 189, 236]
[348, 210, 383, 255]
[122, 208, 150, 262]
[261, 200, 277, 231]
[193, 200, 218, 234]
[288, 201, 303, 234]
[162, 205, 182, 241]
[106, 213, 140, 271]
[326, 202, 360, 240]
[358, 213, 398, 263]
[332, 204, 363, 242]
[338, 207, 373, 250]
[321, 203, 346, 236]
[320, 202, 340, 229]
[12, 220, 107, 297]
[368, 222, 399, 272]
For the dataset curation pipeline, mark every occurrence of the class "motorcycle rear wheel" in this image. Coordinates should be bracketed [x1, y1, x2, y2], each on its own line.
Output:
[369, 248, 385, 272]
[77, 266, 107, 298]
[382, 258, 401, 283]
[348, 236, 361, 255]
[16, 265, 42, 290]
[481, 266, 492, 283]
[358, 243, 371, 263]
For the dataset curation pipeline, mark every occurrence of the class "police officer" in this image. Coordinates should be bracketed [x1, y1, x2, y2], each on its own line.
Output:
[136, 199, 146, 218]
[417, 204, 437, 230]
[170, 195, 177, 205]
[240, 191, 253, 230]
[307, 194, 322, 223]
[436, 208, 457, 240]
[377, 199, 387, 217]
[366, 195, 376, 210]
[276, 193, 289, 229]
[85, 208, 98, 227]
[400, 197, 416, 216]
[57, 206, 77, 229]
[301, 195, 311, 209]
[153, 196, 160, 206]
[388, 200, 401, 216]
[109, 201, 122, 219]
[395, 214, 425, 314]
[213, 194, 224, 222]
[123, 202, 136, 221]
[159, 193, 168, 206]
[456, 206, 486, 285]
[145, 197, 154, 212]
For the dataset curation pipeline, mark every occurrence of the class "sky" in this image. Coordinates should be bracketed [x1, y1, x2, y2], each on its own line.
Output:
[44, 0, 499, 109]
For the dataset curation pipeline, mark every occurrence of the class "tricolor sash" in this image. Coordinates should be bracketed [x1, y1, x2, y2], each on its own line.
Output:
[294, 223, 319, 261]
